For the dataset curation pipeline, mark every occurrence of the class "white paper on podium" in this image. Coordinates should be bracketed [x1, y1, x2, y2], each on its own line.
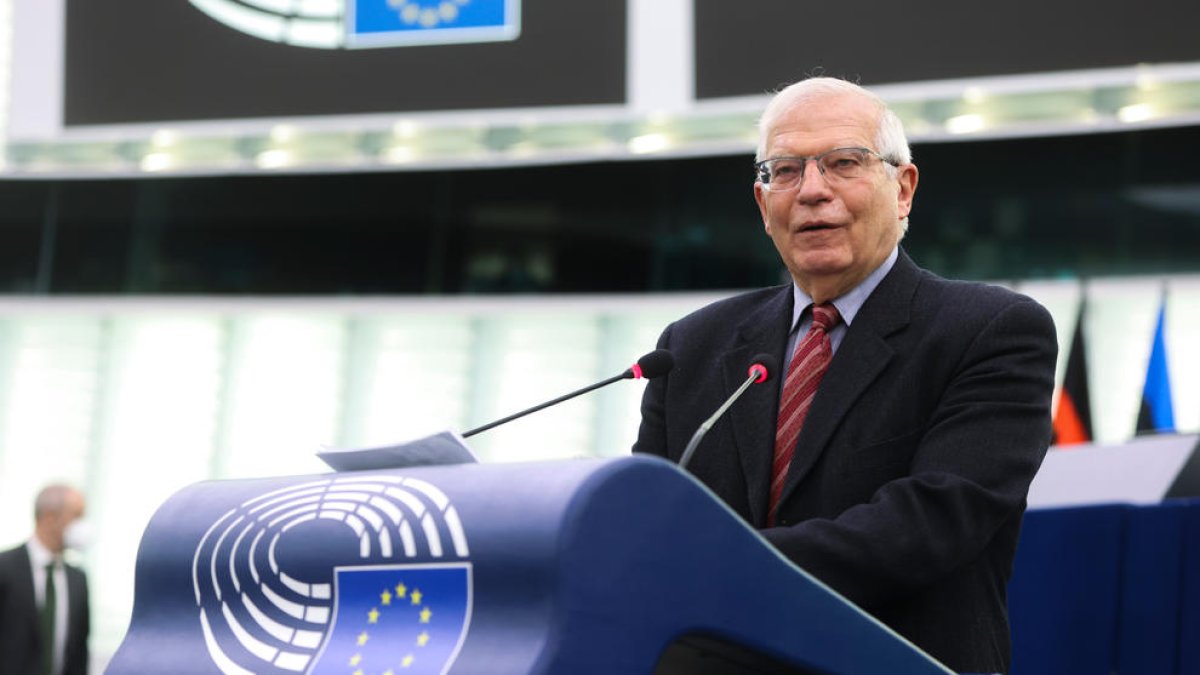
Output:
[317, 430, 479, 472]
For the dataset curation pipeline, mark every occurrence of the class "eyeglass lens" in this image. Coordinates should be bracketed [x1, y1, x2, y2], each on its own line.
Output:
[758, 148, 876, 189]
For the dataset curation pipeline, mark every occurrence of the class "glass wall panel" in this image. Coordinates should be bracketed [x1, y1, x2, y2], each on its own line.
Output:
[344, 313, 474, 447]
[86, 315, 225, 651]
[0, 316, 102, 543]
[215, 315, 346, 479]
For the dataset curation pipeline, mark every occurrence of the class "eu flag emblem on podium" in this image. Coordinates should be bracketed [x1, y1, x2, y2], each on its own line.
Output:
[347, 0, 521, 48]
[310, 564, 472, 675]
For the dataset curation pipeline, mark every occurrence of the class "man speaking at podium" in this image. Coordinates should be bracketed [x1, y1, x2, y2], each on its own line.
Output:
[634, 77, 1057, 673]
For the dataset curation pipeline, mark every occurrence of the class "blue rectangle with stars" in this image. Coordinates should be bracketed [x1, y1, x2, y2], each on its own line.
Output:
[346, 0, 521, 49]
[310, 563, 472, 675]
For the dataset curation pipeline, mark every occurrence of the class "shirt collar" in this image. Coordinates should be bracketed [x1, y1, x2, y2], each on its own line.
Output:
[790, 246, 899, 331]
[27, 535, 55, 568]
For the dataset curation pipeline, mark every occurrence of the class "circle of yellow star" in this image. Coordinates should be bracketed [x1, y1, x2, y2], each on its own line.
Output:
[386, 0, 471, 28]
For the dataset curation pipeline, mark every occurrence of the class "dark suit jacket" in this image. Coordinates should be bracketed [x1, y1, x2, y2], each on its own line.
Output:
[0, 543, 90, 675]
[634, 251, 1057, 673]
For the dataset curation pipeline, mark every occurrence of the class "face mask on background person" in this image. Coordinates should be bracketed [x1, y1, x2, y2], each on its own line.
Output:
[63, 518, 92, 552]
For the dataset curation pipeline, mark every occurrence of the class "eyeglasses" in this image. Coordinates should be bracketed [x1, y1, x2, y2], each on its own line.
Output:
[755, 147, 898, 192]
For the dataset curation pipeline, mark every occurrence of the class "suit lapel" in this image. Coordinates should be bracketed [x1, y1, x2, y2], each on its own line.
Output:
[12, 545, 38, 622]
[777, 252, 922, 508]
[723, 285, 793, 527]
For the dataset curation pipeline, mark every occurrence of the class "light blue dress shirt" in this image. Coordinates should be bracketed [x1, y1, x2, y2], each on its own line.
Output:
[783, 246, 900, 371]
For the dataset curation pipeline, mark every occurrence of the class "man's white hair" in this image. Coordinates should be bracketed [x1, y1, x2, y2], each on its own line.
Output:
[755, 77, 911, 164]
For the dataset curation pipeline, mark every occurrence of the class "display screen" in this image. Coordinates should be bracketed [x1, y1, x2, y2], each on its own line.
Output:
[695, 0, 1200, 98]
[63, 0, 626, 125]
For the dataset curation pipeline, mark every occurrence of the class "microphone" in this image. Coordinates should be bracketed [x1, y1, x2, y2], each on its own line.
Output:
[677, 353, 778, 470]
[462, 349, 674, 438]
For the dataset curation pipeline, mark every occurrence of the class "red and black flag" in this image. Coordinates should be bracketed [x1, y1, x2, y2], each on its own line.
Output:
[1053, 302, 1093, 445]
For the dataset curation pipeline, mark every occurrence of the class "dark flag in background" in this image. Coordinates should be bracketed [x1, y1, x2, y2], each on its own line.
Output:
[1053, 303, 1093, 446]
[1136, 298, 1175, 435]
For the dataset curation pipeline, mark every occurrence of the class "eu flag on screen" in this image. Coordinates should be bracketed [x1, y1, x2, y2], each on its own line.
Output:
[1136, 300, 1175, 434]
[347, 0, 520, 48]
[310, 564, 471, 675]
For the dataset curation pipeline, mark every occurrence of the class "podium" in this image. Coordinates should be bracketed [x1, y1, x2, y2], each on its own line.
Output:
[107, 455, 949, 674]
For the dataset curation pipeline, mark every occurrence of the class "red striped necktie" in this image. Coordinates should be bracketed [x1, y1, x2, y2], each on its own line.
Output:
[768, 302, 841, 525]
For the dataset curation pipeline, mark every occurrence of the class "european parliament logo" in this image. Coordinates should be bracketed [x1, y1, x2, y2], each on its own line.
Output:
[187, 0, 520, 50]
[192, 474, 473, 674]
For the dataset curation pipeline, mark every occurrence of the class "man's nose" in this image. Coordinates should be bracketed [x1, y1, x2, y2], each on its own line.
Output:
[795, 159, 833, 202]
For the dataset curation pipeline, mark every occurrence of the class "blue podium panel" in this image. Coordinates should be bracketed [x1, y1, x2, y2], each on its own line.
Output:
[1008, 504, 1126, 675]
[108, 456, 948, 674]
[542, 459, 948, 674]
[1180, 501, 1200, 675]
[1115, 503, 1186, 675]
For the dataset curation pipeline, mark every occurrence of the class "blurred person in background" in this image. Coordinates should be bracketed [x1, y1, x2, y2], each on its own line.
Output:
[0, 483, 90, 675]
[635, 76, 1057, 673]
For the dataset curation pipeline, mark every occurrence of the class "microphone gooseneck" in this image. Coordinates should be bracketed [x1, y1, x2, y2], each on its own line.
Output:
[678, 353, 778, 471]
[462, 349, 675, 439]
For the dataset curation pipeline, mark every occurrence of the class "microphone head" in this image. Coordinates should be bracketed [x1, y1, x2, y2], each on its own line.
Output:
[748, 353, 779, 384]
[630, 349, 674, 380]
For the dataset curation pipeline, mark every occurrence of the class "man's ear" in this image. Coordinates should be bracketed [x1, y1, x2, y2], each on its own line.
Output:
[753, 182, 771, 235]
[896, 163, 919, 220]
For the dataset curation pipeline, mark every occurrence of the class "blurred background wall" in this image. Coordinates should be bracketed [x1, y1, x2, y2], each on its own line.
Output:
[0, 0, 1199, 668]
